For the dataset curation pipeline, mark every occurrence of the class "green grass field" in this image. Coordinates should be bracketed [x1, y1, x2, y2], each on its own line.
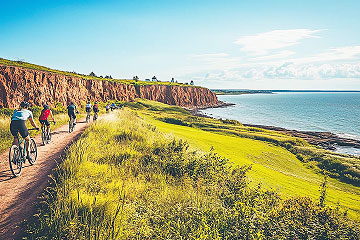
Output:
[115, 99, 360, 218]
[24, 109, 360, 239]
[145, 116, 360, 218]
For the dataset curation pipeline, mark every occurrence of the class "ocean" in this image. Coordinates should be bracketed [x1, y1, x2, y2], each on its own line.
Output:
[200, 92, 360, 156]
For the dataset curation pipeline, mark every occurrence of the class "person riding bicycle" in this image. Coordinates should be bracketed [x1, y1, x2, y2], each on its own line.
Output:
[93, 102, 99, 120]
[86, 101, 92, 113]
[111, 102, 117, 111]
[106, 103, 110, 113]
[93, 102, 99, 113]
[10, 101, 39, 162]
[39, 104, 56, 140]
[67, 101, 78, 125]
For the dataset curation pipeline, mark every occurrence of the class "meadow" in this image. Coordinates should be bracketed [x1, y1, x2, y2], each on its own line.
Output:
[129, 100, 360, 216]
[23, 106, 360, 239]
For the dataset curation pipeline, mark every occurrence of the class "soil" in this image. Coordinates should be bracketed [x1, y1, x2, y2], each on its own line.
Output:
[0, 118, 89, 239]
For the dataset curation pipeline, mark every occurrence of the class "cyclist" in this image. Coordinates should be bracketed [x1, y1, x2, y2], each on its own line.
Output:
[39, 104, 56, 140]
[67, 101, 78, 125]
[93, 101, 99, 120]
[10, 101, 39, 162]
[106, 103, 110, 113]
[111, 103, 117, 111]
[85, 101, 92, 121]
[86, 101, 92, 114]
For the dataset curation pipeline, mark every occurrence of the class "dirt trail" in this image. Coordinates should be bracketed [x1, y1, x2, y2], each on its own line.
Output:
[0, 117, 91, 239]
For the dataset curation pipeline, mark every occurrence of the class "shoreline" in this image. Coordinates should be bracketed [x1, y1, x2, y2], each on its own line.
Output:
[185, 101, 235, 111]
[191, 102, 360, 154]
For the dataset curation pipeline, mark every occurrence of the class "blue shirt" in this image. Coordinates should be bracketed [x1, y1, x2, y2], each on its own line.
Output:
[11, 109, 34, 121]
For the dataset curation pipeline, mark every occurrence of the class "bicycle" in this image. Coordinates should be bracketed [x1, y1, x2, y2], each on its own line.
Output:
[41, 121, 55, 145]
[9, 129, 38, 177]
[86, 111, 91, 123]
[69, 117, 75, 133]
[93, 112, 98, 121]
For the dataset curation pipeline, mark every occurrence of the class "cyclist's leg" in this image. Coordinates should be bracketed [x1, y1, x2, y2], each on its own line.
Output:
[68, 113, 73, 124]
[24, 135, 31, 156]
[73, 112, 77, 124]
[45, 120, 51, 135]
[16, 121, 30, 156]
[10, 120, 21, 146]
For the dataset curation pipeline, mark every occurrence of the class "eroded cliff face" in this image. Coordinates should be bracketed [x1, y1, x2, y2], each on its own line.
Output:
[0, 65, 219, 108]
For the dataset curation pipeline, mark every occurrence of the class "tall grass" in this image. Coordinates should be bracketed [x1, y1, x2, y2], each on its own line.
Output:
[24, 109, 360, 239]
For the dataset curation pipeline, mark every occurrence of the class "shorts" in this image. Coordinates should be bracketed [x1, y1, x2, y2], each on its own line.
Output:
[86, 107, 91, 113]
[68, 111, 76, 119]
[40, 119, 50, 126]
[10, 120, 29, 139]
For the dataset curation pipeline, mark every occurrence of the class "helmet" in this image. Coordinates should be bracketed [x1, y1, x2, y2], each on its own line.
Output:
[70, 101, 74, 105]
[20, 101, 29, 108]
[43, 104, 50, 110]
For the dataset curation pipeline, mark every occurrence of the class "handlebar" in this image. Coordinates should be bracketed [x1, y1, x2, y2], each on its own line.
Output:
[28, 128, 40, 131]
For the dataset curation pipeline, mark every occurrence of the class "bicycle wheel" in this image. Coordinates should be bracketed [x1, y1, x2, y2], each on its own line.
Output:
[9, 145, 22, 177]
[28, 139, 38, 165]
[69, 122, 73, 133]
[47, 131, 52, 143]
[41, 128, 46, 145]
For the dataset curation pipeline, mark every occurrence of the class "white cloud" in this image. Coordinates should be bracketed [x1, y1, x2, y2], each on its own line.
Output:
[293, 45, 360, 63]
[191, 53, 229, 58]
[243, 62, 360, 80]
[248, 50, 295, 62]
[235, 29, 322, 55]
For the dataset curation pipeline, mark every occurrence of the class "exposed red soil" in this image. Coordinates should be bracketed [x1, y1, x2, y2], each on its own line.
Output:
[0, 65, 219, 109]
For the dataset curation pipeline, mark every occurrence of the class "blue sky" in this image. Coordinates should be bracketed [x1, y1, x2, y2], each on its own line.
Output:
[1, 0, 360, 89]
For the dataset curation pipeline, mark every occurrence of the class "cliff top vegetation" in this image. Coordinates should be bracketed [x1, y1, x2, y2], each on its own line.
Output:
[0, 57, 200, 87]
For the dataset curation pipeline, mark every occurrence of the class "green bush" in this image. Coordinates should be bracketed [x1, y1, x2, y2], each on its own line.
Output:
[0, 108, 13, 116]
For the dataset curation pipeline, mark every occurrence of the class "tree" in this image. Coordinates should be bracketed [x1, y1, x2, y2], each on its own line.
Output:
[89, 72, 97, 77]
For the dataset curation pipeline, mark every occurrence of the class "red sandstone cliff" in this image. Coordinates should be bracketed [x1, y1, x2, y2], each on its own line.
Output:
[0, 65, 219, 109]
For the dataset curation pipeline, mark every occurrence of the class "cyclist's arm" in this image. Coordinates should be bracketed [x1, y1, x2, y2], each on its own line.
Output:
[29, 117, 39, 129]
[50, 110, 55, 122]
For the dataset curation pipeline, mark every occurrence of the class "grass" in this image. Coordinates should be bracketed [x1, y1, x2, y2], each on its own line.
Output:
[23, 109, 360, 239]
[118, 99, 360, 218]
[0, 57, 200, 87]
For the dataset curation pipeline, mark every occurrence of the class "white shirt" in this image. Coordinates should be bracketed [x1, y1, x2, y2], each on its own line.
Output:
[11, 109, 33, 121]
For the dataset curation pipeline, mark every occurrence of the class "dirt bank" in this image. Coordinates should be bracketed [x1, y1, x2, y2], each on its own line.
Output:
[0, 65, 219, 109]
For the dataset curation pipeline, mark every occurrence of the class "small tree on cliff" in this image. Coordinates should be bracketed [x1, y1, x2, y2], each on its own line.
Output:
[89, 72, 97, 77]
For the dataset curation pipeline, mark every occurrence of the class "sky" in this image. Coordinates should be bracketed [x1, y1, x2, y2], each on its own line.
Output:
[1, 0, 360, 90]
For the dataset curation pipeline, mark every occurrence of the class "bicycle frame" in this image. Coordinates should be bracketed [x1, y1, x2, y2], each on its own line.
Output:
[18, 139, 26, 161]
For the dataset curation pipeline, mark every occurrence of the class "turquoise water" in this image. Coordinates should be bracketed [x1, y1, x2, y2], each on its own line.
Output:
[200, 92, 360, 155]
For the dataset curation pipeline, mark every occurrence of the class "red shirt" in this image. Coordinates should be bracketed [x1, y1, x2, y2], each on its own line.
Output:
[39, 109, 50, 121]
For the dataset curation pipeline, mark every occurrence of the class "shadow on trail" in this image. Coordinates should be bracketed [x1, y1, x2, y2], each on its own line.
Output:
[0, 165, 31, 183]
[51, 130, 70, 136]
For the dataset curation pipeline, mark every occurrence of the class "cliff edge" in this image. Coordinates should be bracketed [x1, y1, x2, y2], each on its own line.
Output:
[0, 65, 219, 108]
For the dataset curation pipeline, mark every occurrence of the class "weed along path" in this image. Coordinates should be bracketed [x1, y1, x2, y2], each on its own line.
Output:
[0, 115, 99, 239]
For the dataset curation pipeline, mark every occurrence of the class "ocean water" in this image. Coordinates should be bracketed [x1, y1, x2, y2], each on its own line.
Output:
[200, 92, 360, 155]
